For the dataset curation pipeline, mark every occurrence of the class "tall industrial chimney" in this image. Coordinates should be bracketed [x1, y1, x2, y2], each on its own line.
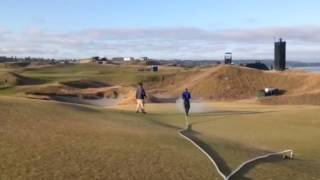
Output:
[274, 38, 286, 71]
[224, 52, 232, 64]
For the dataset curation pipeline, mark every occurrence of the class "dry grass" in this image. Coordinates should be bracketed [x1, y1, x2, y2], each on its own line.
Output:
[4, 64, 320, 105]
[0, 97, 218, 180]
[146, 65, 320, 106]
[114, 102, 320, 180]
[1, 97, 320, 179]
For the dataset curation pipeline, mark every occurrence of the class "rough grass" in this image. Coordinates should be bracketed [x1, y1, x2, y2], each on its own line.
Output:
[19, 64, 182, 86]
[4, 64, 320, 105]
[150, 65, 320, 104]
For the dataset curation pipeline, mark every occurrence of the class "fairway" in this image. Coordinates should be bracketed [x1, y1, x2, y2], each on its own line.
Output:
[2, 1, 320, 179]
[0, 97, 217, 180]
[1, 96, 319, 179]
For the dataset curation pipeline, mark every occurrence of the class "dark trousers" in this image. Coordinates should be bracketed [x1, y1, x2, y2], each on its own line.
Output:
[184, 101, 190, 115]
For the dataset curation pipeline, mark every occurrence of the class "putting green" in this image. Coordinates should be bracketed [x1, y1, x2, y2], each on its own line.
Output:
[1, 97, 319, 179]
[112, 102, 320, 179]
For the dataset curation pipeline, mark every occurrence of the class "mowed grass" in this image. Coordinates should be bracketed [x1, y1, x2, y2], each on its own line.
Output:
[1, 96, 320, 179]
[189, 103, 320, 179]
[0, 97, 217, 180]
[0, 63, 187, 97]
[18, 64, 183, 86]
[115, 102, 320, 180]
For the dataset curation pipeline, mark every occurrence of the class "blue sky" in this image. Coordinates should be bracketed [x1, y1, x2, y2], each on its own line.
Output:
[1, 0, 320, 61]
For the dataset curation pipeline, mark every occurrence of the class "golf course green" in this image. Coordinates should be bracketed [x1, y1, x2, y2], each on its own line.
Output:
[1, 64, 320, 179]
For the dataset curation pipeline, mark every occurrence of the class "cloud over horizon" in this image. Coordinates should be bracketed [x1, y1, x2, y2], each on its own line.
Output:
[1, 25, 320, 61]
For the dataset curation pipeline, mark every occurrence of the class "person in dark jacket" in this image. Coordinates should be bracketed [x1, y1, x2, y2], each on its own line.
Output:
[136, 82, 147, 113]
[182, 88, 191, 116]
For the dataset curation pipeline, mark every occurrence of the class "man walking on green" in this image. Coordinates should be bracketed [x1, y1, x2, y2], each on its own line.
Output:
[136, 82, 147, 114]
[182, 88, 191, 116]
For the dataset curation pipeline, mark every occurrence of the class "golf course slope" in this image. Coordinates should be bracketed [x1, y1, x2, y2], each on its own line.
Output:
[0, 96, 216, 180]
[1, 64, 320, 179]
[153, 65, 320, 104]
[3, 64, 320, 105]
[1, 96, 320, 179]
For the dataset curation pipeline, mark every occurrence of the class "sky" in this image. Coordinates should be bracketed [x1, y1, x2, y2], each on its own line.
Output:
[1, 0, 320, 61]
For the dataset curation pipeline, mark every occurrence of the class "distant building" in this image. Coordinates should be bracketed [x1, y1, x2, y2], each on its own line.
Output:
[140, 57, 149, 61]
[91, 56, 108, 64]
[224, 52, 232, 64]
[124, 57, 134, 61]
[112, 57, 124, 61]
[99, 57, 109, 64]
[274, 38, 286, 71]
[79, 59, 92, 64]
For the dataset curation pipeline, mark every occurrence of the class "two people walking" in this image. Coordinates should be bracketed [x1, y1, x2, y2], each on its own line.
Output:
[135, 82, 191, 116]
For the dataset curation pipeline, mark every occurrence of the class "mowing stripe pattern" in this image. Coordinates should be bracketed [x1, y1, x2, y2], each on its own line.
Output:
[179, 116, 294, 180]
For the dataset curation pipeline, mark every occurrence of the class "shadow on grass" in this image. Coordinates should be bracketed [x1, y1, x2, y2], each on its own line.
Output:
[191, 110, 275, 125]
[182, 130, 232, 175]
[61, 80, 111, 89]
[148, 119, 181, 130]
[182, 129, 290, 180]
[58, 102, 101, 113]
[229, 155, 286, 180]
[0, 86, 11, 90]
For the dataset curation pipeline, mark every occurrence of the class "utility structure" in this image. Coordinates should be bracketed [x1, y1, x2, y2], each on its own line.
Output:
[274, 38, 286, 71]
[224, 52, 232, 64]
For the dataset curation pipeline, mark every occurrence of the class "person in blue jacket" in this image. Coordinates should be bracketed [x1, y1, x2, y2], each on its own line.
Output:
[182, 88, 191, 116]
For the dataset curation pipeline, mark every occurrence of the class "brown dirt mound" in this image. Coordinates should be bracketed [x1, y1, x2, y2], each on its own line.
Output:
[259, 91, 320, 105]
[151, 65, 320, 104]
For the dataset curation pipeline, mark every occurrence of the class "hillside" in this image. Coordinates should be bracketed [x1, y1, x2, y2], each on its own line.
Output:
[152, 65, 320, 104]
[1, 64, 320, 179]
[2, 64, 320, 105]
[0, 72, 44, 86]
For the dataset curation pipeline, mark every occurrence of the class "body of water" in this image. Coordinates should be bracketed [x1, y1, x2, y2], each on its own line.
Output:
[293, 66, 320, 72]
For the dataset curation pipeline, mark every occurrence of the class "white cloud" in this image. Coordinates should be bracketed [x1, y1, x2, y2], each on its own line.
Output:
[1, 26, 320, 60]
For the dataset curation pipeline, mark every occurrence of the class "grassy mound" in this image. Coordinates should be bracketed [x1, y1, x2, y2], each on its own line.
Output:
[62, 80, 111, 89]
[4, 64, 320, 105]
[260, 91, 320, 105]
[20, 64, 180, 85]
[0, 72, 44, 86]
[153, 65, 320, 104]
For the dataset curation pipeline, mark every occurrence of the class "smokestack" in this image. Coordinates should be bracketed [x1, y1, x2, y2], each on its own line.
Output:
[274, 38, 286, 71]
[224, 52, 232, 64]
